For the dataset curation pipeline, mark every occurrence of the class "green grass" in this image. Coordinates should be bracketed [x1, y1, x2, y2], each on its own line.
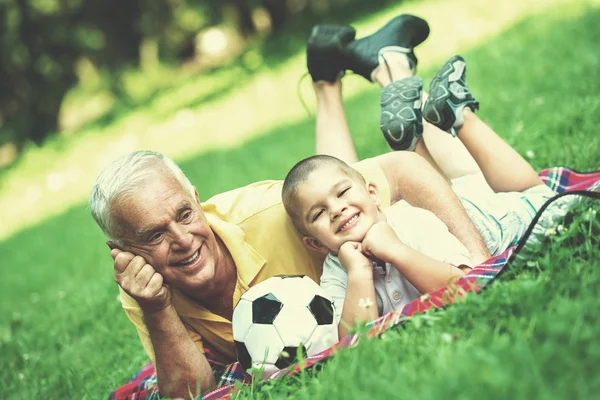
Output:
[1, 1, 599, 399]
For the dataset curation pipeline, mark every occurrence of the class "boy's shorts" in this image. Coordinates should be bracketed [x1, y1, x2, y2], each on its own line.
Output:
[452, 173, 556, 256]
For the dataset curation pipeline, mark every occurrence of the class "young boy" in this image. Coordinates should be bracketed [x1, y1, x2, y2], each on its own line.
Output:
[282, 154, 473, 338]
[282, 54, 556, 338]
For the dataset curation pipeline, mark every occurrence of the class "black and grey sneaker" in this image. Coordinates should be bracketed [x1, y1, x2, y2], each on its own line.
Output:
[379, 76, 423, 151]
[345, 14, 430, 82]
[423, 55, 480, 134]
[307, 24, 356, 82]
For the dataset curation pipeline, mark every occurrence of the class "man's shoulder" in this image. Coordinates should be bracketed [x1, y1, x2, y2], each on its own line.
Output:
[203, 180, 284, 224]
[385, 200, 439, 225]
[384, 201, 448, 246]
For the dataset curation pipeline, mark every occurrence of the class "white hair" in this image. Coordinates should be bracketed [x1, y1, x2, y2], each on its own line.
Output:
[89, 150, 195, 244]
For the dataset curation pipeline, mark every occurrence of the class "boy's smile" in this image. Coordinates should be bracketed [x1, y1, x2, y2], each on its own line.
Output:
[294, 164, 383, 254]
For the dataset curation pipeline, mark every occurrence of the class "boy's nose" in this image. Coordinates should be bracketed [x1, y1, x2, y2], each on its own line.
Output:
[332, 205, 348, 220]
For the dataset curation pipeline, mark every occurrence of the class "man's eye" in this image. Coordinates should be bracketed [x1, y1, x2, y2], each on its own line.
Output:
[149, 232, 163, 243]
[182, 210, 192, 221]
[312, 210, 323, 222]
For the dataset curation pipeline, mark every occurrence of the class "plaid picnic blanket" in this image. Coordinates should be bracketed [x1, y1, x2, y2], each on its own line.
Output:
[110, 167, 600, 400]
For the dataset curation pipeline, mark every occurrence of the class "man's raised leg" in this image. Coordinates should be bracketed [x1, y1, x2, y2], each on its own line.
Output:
[313, 80, 358, 164]
[307, 24, 359, 164]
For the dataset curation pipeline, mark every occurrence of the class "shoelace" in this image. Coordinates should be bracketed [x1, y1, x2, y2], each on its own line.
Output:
[296, 72, 312, 118]
[295, 71, 370, 119]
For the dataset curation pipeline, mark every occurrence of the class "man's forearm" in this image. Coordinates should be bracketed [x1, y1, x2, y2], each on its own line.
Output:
[375, 152, 491, 264]
[143, 305, 215, 398]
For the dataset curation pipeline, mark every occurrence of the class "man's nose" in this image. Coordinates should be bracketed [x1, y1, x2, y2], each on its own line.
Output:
[170, 224, 192, 249]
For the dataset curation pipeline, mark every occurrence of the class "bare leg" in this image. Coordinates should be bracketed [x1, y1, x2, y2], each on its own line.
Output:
[457, 109, 543, 192]
[314, 80, 358, 164]
[422, 120, 480, 181]
[373, 53, 455, 181]
[372, 52, 412, 87]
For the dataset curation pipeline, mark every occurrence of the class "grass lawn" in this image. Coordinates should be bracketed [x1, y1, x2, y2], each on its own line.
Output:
[1, 1, 599, 399]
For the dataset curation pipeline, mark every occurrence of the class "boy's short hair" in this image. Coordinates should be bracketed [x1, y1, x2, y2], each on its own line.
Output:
[282, 155, 365, 235]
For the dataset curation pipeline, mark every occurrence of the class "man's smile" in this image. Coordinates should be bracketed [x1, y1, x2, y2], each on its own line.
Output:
[172, 244, 204, 268]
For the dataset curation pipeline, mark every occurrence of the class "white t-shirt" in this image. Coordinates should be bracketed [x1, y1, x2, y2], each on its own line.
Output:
[320, 201, 472, 323]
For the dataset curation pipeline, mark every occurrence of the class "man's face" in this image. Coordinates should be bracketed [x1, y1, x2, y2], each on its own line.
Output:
[294, 165, 381, 254]
[113, 170, 222, 294]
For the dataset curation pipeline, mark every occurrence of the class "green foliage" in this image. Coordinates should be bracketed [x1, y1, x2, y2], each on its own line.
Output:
[0, 1, 599, 400]
[0, 0, 399, 148]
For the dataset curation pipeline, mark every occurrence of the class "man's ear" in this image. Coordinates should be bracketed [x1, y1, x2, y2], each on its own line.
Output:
[193, 187, 201, 205]
[106, 241, 122, 251]
[303, 236, 329, 255]
[366, 181, 381, 207]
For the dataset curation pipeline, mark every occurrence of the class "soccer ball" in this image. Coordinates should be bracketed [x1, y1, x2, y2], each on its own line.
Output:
[232, 275, 338, 379]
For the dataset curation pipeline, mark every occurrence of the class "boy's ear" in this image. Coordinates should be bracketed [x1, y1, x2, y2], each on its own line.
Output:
[303, 236, 329, 254]
[366, 181, 381, 207]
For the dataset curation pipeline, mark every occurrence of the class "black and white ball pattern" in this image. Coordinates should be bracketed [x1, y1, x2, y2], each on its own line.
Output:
[232, 275, 338, 379]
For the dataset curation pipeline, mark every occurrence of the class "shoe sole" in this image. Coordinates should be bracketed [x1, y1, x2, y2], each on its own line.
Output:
[380, 76, 423, 151]
[423, 55, 478, 132]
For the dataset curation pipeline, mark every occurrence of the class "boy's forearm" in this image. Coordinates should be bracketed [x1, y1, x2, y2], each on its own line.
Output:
[389, 244, 466, 294]
[339, 270, 378, 338]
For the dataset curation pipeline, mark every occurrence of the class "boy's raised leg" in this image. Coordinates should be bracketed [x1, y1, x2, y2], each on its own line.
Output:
[373, 52, 452, 180]
[458, 109, 543, 192]
[423, 55, 543, 192]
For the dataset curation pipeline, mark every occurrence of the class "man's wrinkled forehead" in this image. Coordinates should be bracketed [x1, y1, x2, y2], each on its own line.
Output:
[112, 173, 194, 229]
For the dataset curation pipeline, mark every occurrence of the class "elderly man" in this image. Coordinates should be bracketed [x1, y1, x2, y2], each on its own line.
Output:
[90, 16, 490, 398]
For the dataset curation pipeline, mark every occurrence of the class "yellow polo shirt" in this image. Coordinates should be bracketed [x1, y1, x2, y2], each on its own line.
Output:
[119, 158, 391, 363]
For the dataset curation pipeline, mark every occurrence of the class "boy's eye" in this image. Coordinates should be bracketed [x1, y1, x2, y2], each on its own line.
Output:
[312, 209, 324, 222]
[338, 187, 350, 197]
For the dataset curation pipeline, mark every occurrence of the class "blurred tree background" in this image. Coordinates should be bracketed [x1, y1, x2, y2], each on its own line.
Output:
[0, 0, 396, 166]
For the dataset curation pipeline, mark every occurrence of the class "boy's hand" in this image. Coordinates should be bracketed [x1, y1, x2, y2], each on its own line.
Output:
[111, 248, 172, 313]
[338, 241, 373, 277]
[361, 221, 405, 264]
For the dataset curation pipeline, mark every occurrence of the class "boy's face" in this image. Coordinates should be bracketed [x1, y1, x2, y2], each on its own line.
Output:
[294, 165, 382, 254]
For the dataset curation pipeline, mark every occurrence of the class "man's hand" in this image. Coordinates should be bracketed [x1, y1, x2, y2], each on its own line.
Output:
[361, 221, 405, 264]
[111, 249, 171, 313]
[338, 241, 372, 276]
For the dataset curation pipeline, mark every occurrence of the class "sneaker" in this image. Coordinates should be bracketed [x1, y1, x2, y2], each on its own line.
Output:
[379, 76, 423, 151]
[345, 14, 430, 81]
[307, 24, 356, 82]
[423, 55, 480, 134]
